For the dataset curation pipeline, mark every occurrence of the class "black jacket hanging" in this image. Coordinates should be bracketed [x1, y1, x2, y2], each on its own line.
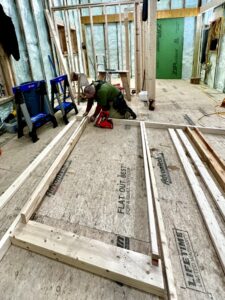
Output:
[0, 4, 20, 61]
[142, 0, 148, 22]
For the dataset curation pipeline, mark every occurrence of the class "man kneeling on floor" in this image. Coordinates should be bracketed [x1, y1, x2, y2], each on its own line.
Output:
[83, 80, 136, 121]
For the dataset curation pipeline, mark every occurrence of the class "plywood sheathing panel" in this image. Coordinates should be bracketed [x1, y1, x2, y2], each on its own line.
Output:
[36, 124, 150, 253]
[0, 246, 159, 300]
[145, 127, 225, 299]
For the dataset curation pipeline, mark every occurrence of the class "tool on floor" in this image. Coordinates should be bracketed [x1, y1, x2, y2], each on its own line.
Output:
[95, 111, 113, 129]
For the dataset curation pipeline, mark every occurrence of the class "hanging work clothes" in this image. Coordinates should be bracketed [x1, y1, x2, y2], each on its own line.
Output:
[0, 5, 20, 61]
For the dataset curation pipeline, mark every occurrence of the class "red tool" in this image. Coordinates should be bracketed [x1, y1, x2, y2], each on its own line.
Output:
[95, 111, 113, 129]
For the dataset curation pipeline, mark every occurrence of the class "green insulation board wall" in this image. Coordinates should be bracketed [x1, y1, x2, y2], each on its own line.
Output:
[156, 18, 184, 79]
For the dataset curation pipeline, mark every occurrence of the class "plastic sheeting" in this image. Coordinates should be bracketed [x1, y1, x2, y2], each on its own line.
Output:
[182, 17, 195, 79]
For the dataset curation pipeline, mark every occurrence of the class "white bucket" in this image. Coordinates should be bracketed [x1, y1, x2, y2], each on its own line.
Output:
[138, 91, 148, 102]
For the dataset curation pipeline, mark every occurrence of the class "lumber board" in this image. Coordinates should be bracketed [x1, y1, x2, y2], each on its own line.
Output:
[11, 221, 165, 297]
[186, 127, 225, 192]
[20, 117, 88, 223]
[0, 215, 21, 261]
[177, 129, 225, 221]
[0, 120, 77, 210]
[140, 122, 160, 261]
[144, 125, 178, 300]
[169, 128, 225, 275]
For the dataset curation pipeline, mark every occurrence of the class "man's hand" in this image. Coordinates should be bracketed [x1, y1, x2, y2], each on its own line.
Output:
[83, 112, 88, 117]
[90, 115, 96, 122]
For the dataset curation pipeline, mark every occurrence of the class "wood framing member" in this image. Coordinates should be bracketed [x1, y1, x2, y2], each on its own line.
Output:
[119, 4, 124, 70]
[11, 221, 164, 296]
[146, 0, 157, 102]
[81, 12, 134, 24]
[0, 119, 77, 210]
[157, 8, 199, 19]
[169, 129, 225, 275]
[186, 128, 225, 192]
[103, 6, 110, 69]
[51, 1, 142, 11]
[44, 9, 75, 99]
[177, 129, 225, 221]
[80, 8, 199, 25]
[134, 2, 142, 93]
[142, 123, 178, 300]
[140, 122, 160, 262]
[191, 14, 202, 82]
[63, 0, 75, 73]
[20, 117, 88, 224]
[124, 10, 130, 84]
[200, 0, 225, 13]
[89, 6, 98, 79]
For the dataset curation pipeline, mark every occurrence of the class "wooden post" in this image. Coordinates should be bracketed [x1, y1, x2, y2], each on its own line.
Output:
[103, 6, 110, 70]
[89, 6, 98, 79]
[49, 0, 62, 75]
[135, 3, 142, 93]
[191, 14, 202, 84]
[124, 10, 130, 84]
[45, 9, 75, 99]
[63, 0, 75, 73]
[119, 4, 124, 70]
[77, 8, 87, 74]
[0, 46, 15, 95]
[146, 0, 157, 107]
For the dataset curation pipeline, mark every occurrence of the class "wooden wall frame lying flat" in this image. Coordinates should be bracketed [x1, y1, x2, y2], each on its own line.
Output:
[0, 117, 88, 261]
[169, 129, 225, 275]
[1, 119, 225, 298]
[11, 221, 164, 297]
[0, 119, 77, 211]
[1, 118, 165, 297]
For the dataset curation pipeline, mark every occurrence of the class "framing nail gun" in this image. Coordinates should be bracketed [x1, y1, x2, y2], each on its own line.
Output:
[95, 111, 113, 129]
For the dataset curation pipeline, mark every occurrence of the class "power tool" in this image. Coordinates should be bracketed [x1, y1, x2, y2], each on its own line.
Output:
[95, 111, 113, 129]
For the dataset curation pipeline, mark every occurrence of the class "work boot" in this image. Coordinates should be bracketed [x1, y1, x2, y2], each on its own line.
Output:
[126, 107, 136, 119]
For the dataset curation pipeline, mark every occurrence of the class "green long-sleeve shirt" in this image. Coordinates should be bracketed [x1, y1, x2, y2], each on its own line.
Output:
[94, 82, 120, 107]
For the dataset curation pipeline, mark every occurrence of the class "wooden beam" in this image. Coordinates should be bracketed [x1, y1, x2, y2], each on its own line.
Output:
[157, 7, 199, 19]
[177, 129, 225, 221]
[77, 8, 88, 75]
[20, 117, 88, 223]
[169, 129, 225, 275]
[200, 0, 225, 14]
[11, 221, 164, 296]
[191, 14, 202, 82]
[186, 128, 225, 192]
[146, 0, 157, 102]
[52, 1, 140, 11]
[45, 9, 75, 98]
[89, 6, 98, 79]
[140, 122, 160, 262]
[134, 3, 142, 93]
[80, 8, 199, 25]
[63, 0, 75, 73]
[0, 215, 21, 261]
[103, 6, 110, 69]
[81, 12, 134, 24]
[0, 119, 77, 211]
[124, 11, 130, 84]
[142, 123, 178, 299]
[119, 4, 124, 70]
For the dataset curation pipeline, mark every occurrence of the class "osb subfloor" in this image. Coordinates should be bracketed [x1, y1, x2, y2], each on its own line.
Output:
[0, 80, 225, 299]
